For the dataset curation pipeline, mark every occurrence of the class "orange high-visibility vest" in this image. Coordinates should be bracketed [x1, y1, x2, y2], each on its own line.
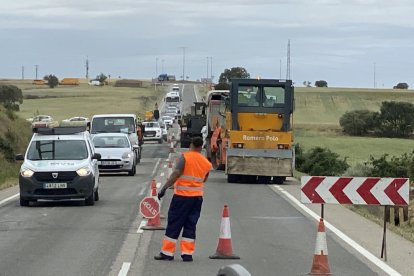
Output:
[174, 151, 212, 197]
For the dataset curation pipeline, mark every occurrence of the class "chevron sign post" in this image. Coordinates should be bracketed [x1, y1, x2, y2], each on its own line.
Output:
[301, 176, 409, 206]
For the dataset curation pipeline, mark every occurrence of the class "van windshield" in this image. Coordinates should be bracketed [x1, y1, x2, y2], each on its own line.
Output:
[91, 117, 135, 134]
[27, 140, 88, 160]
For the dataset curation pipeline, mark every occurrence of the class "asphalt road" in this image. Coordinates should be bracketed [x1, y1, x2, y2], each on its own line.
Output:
[0, 143, 170, 276]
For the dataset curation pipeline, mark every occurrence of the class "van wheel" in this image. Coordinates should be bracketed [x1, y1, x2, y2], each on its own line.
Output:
[94, 189, 99, 201]
[85, 192, 95, 206]
[20, 197, 30, 207]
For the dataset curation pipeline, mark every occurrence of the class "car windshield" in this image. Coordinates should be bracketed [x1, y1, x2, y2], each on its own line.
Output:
[93, 136, 130, 148]
[91, 117, 135, 134]
[27, 140, 88, 160]
[144, 122, 159, 128]
[162, 116, 172, 120]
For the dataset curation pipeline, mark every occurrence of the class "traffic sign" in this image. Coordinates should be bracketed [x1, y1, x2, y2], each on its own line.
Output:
[140, 197, 160, 219]
[301, 176, 409, 206]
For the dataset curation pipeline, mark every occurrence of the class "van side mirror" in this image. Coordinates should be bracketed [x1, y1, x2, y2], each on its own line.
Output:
[15, 154, 24, 161]
[92, 153, 101, 160]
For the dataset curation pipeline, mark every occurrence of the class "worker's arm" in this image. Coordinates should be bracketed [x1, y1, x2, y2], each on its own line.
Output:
[158, 156, 184, 199]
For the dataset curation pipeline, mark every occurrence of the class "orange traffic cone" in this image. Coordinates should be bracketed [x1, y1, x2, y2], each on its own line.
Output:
[142, 180, 165, 230]
[308, 218, 331, 275]
[209, 205, 240, 259]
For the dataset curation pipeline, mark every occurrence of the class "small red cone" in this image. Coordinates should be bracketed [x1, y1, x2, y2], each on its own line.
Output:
[308, 219, 331, 275]
[209, 205, 240, 259]
[142, 179, 165, 230]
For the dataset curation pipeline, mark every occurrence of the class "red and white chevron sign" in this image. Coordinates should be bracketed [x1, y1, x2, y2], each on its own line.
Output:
[301, 176, 410, 206]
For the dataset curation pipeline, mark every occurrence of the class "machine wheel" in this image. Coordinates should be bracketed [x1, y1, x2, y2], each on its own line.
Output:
[94, 188, 100, 201]
[272, 176, 286, 184]
[257, 176, 271, 184]
[128, 164, 136, 176]
[20, 197, 29, 207]
[227, 174, 240, 183]
[85, 192, 95, 206]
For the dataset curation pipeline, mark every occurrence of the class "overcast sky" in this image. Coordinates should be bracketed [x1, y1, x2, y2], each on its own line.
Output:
[1, 0, 413, 88]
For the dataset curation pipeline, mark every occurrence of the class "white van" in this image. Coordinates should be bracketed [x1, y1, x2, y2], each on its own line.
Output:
[90, 114, 141, 163]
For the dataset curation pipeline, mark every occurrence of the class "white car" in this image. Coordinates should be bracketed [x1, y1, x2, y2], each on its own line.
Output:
[16, 126, 100, 206]
[93, 133, 137, 176]
[162, 115, 174, 127]
[159, 122, 168, 141]
[142, 121, 163, 144]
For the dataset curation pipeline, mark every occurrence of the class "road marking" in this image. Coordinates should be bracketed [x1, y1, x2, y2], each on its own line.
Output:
[138, 186, 146, 196]
[160, 172, 165, 177]
[273, 185, 402, 276]
[156, 182, 161, 189]
[137, 220, 147, 234]
[0, 193, 19, 206]
[151, 158, 161, 177]
[118, 262, 131, 276]
[163, 164, 167, 168]
[247, 216, 303, 220]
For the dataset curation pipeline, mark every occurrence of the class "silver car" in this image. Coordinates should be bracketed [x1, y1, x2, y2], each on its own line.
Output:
[93, 133, 137, 176]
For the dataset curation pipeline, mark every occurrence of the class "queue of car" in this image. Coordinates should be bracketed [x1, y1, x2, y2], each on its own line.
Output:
[16, 84, 183, 207]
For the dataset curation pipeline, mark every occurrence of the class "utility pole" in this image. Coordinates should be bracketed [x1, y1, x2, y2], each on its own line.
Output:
[181, 47, 186, 81]
[85, 56, 89, 80]
[279, 59, 282, 79]
[22, 66, 25, 80]
[374, 62, 377, 88]
[286, 39, 291, 80]
[156, 57, 159, 77]
[210, 57, 213, 82]
[206, 56, 209, 82]
[35, 65, 38, 80]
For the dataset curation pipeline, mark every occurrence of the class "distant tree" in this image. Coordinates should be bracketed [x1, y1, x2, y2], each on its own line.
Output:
[96, 73, 108, 84]
[339, 110, 377, 136]
[214, 82, 230, 90]
[303, 81, 312, 87]
[393, 82, 409, 89]
[0, 85, 23, 111]
[218, 67, 250, 84]
[376, 101, 414, 138]
[44, 74, 59, 88]
[315, 80, 328, 87]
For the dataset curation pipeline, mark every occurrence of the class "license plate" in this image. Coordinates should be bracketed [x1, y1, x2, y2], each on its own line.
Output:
[101, 161, 119, 165]
[146, 134, 155, 137]
[44, 183, 67, 189]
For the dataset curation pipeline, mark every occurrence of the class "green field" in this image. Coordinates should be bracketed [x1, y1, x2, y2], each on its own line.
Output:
[294, 87, 414, 165]
[7, 81, 165, 121]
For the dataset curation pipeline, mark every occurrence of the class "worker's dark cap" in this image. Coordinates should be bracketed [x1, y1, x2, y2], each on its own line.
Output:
[191, 137, 203, 148]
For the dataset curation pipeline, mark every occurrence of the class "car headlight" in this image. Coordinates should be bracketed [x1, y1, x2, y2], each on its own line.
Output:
[76, 168, 91, 177]
[122, 152, 132, 159]
[21, 169, 34, 178]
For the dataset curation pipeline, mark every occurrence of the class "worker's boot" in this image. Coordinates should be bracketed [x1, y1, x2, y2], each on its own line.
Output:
[181, 254, 193, 262]
[154, 253, 174, 261]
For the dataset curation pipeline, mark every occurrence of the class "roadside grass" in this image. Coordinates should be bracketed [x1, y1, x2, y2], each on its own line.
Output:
[18, 82, 165, 121]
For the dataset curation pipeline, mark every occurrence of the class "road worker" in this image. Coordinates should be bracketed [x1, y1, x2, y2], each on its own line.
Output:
[155, 137, 212, 262]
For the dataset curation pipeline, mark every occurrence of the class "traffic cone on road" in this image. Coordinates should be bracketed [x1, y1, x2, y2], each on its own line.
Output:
[142, 179, 165, 231]
[308, 218, 331, 275]
[209, 205, 240, 259]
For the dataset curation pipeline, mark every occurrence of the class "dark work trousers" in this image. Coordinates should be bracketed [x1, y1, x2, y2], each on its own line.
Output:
[165, 195, 203, 240]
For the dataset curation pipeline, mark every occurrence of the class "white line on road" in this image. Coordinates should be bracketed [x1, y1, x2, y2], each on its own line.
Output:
[0, 193, 19, 206]
[118, 262, 131, 276]
[248, 216, 303, 220]
[156, 182, 161, 189]
[137, 220, 147, 234]
[138, 186, 146, 196]
[151, 158, 161, 177]
[273, 185, 402, 276]
[163, 164, 167, 169]
[160, 172, 165, 177]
